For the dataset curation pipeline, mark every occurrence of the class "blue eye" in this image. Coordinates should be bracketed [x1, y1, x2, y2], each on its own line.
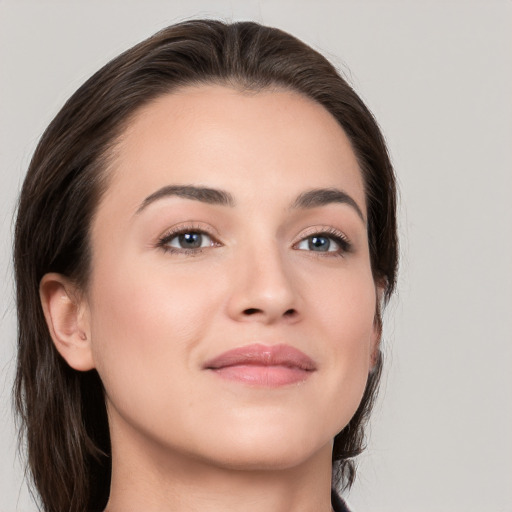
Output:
[170, 232, 211, 249]
[308, 236, 332, 252]
[159, 230, 215, 252]
[295, 231, 350, 255]
[297, 235, 339, 252]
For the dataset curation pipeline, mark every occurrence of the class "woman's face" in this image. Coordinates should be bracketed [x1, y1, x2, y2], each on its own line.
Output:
[83, 85, 379, 470]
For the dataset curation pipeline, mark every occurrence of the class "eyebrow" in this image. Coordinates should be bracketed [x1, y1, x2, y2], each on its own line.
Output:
[136, 185, 235, 214]
[136, 184, 365, 223]
[290, 188, 365, 223]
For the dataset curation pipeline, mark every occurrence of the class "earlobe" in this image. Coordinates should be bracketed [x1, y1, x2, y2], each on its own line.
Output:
[39, 273, 95, 371]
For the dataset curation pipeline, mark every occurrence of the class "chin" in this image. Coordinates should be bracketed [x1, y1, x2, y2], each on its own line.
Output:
[208, 446, 323, 472]
[195, 422, 333, 472]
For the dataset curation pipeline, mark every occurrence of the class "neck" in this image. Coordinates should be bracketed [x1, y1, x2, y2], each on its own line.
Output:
[105, 420, 334, 512]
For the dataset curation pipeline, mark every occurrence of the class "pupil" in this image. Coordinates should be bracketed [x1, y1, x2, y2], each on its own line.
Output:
[309, 236, 329, 251]
[179, 233, 202, 248]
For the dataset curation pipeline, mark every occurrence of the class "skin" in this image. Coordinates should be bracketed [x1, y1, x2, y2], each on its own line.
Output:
[41, 85, 381, 512]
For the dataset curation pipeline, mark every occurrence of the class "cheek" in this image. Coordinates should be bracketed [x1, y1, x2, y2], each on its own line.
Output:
[86, 254, 221, 405]
[310, 261, 377, 353]
[307, 266, 377, 426]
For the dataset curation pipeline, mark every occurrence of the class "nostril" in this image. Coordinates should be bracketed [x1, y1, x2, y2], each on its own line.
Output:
[240, 308, 298, 319]
[242, 308, 297, 317]
[243, 308, 261, 316]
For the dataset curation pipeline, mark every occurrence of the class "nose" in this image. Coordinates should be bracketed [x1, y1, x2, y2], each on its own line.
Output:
[225, 241, 301, 325]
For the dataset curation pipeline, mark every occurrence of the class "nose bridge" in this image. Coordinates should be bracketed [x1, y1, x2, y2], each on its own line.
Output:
[227, 229, 299, 323]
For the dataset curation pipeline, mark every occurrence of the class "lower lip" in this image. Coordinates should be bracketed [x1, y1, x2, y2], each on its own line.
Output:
[210, 365, 312, 387]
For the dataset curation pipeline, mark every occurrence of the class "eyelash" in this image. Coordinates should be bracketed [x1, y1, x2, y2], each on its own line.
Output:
[156, 224, 352, 257]
[294, 226, 352, 257]
[156, 224, 219, 256]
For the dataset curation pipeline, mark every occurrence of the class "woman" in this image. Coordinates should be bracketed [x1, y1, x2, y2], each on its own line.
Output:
[14, 19, 397, 512]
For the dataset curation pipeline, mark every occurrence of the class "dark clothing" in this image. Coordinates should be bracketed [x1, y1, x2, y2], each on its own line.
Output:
[332, 489, 351, 512]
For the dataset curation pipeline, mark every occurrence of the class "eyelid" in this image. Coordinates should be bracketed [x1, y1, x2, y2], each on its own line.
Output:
[156, 222, 222, 253]
[293, 226, 352, 254]
[295, 225, 350, 243]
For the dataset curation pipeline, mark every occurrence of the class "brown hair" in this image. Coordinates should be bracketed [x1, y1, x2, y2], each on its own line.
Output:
[14, 19, 398, 512]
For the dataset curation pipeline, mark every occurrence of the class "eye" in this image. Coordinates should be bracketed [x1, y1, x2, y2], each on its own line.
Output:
[157, 227, 219, 254]
[296, 235, 335, 252]
[295, 229, 351, 255]
[168, 232, 212, 249]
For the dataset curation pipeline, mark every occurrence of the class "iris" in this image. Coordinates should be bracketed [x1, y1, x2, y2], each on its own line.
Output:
[308, 236, 330, 252]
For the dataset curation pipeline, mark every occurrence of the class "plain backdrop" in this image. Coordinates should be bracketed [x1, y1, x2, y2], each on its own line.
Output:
[1, 1, 511, 511]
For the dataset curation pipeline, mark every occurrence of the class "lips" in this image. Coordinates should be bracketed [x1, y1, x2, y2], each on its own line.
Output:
[203, 343, 316, 387]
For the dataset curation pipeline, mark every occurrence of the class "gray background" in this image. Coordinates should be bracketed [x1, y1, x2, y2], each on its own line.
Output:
[1, 1, 511, 511]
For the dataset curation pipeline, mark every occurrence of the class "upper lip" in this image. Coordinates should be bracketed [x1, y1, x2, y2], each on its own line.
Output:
[203, 343, 317, 371]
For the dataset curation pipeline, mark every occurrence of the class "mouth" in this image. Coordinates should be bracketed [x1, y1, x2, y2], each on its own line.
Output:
[203, 343, 317, 387]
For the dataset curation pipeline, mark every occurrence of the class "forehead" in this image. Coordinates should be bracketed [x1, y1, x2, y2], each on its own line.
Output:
[100, 84, 366, 216]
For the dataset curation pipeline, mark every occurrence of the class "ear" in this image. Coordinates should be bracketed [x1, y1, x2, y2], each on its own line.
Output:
[370, 283, 385, 371]
[39, 273, 95, 371]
